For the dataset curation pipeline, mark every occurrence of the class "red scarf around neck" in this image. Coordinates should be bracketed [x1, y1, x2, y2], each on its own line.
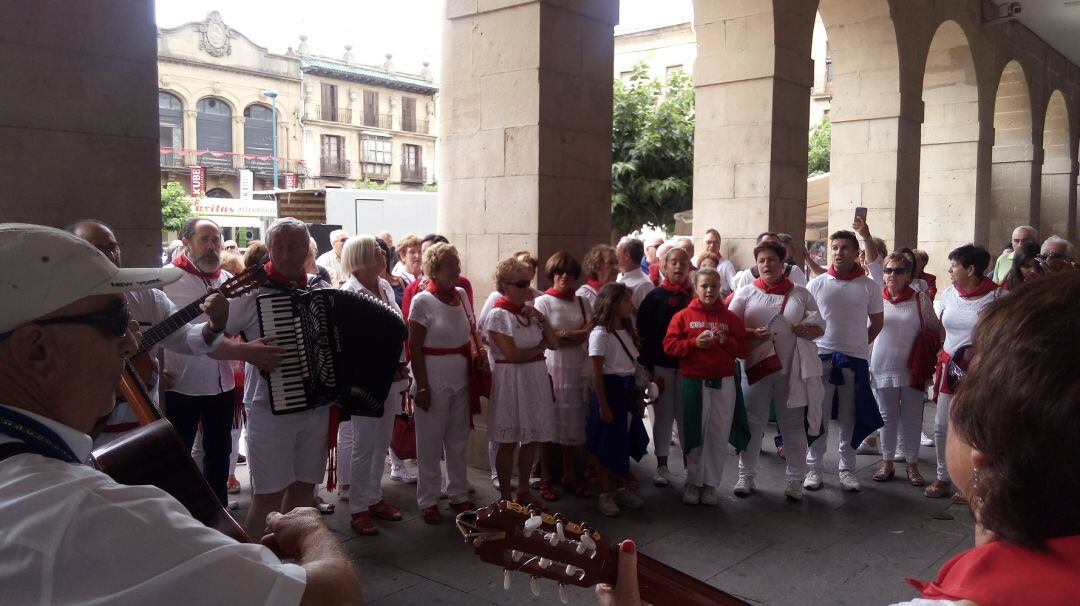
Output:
[173, 252, 221, 281]
[493, 296, 525, 316]
[828, 264, 865, 281]
[659, 279, 691, 295]
[753, 277, 794, 296]
[956, 276, 997, 299]
[263, 261, 304, 288]
[586, 279, 604, 292]
[425, 280, 459, 305]
[883, 285, 916, 304]
[543, 287, 575, 302]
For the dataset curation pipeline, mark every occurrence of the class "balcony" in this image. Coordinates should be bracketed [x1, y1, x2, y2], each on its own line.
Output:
[321, 157, 351, 177]
[401, 166, 427, 184]
[361, 162, 391, 181]
[401, 119, 432, 135]
[361, 113, 393, 129]
[159, 148, 307, 177]
[307, 105, 352, 124]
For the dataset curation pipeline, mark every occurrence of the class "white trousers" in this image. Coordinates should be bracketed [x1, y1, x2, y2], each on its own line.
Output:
[934, 393, 952, 482]
[415, 388, 471, 508]
[345, 409, 395, 514]
[873, 386, 923, 464]
[650, 366, 684, 459]
[685, 377, 735, 488]
[739, 371, 807, 482]
[806, 362, 856, 473]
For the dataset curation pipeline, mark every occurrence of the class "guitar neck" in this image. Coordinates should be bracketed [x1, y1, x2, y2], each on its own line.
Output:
[613, 550, 750, 606]
[135, 294, 209, 356]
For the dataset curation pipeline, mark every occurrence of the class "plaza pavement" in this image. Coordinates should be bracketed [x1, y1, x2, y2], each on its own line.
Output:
[231, 402, 973, 605]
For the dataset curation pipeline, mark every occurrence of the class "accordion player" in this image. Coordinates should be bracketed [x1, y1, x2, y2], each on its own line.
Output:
[256, 288, 408, 415]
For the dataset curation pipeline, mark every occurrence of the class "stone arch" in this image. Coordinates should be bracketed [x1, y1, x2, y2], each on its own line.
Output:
[989, 60, 1034, 250]
[1040, 90, 1071, 238]
[917, 20, 980, 273]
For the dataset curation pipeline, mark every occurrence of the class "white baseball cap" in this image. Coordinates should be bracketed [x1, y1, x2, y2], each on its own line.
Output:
[0, 223, 184, 333]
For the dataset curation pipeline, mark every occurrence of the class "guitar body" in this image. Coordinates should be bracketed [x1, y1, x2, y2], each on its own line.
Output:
[127, 350, 156, 387]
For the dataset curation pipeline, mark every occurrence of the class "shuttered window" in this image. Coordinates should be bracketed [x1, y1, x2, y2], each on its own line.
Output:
[363, 90, 378, 127]
[196, 97, 232, 168]
[401, 97, 416, 132]
[321, 84, 338, 121]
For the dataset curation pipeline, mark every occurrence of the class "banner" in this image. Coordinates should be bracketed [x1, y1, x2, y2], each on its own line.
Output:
[284, 173, 298, 189]
[239, 169, 253, 201]
[189, 166, 205, 197]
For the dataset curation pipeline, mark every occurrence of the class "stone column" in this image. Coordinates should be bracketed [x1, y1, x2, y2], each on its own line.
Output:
[1040, 156, 1077, 239]
[691, 0, 816, 267]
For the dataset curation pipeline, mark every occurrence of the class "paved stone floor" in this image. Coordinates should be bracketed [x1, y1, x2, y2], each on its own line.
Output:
[232, 403, 973, 605]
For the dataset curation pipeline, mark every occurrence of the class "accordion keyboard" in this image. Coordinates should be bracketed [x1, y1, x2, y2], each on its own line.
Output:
[257, 294, 312, 413]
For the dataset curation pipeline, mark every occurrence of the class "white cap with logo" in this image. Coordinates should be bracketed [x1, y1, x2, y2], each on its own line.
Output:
[0, 223, 184, 334]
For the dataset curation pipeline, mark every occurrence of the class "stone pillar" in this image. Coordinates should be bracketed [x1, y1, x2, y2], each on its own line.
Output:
[1040, 156, 1076, 239]
[0, 1, 161, 265]
[989, 141, 1036, 247]
[691, 0, 816, 267]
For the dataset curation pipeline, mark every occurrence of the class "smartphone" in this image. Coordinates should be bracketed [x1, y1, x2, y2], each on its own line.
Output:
[854, 206, 868, 224]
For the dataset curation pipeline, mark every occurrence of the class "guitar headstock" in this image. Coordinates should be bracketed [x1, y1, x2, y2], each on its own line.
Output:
[219, 264, 267, 298]
[456, 500, 617, 603]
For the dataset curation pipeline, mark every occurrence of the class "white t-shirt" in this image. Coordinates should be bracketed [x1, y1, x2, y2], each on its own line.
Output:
[731, 265, 808, 290]
[409, 289, 472, 394]
[807, 272, 884, 360]
[575, 283, 600, 310]
[0, 405, 306, 605]
[163, 269, 236, 396]
[617, 267, 655, 311]
[588, 327, 638, 377]
[315, 250, 343, 284]
[939, 285, 999, 356]
[870, 293, 938, 389]
[728, 284, 824, 371]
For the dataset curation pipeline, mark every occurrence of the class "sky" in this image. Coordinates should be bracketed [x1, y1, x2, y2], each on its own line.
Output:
[155, 0, 694, 79]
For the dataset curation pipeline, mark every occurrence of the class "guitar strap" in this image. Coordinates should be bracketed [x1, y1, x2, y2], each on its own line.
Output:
[0, 406, 80, 464]
[0, 442, 52, 463]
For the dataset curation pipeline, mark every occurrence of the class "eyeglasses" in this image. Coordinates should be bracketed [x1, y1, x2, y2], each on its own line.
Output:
[0, 299, 132, 343]
[504, 280, 531, 289]
[882, 267, 909, 275]
[945, 343, 975, 392]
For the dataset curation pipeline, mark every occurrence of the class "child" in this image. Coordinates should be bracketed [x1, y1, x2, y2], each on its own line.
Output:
[663, 267, 750, 506]
[586, 283, 650, 517]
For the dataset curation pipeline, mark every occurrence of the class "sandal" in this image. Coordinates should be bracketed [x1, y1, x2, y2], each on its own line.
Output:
[421, 505, 442, 524]
[906, 467, 926, 487]
[537, 481, 560, 502]
[515, 490, 549, 511]
[950, 491, 967, 504]
[924, 479, 951, 498]
[872, 465, 895, 482]
[562, 478, 591, 498]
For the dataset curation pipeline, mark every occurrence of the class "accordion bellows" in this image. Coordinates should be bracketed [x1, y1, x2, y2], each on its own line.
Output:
[256, 288, 408, 416]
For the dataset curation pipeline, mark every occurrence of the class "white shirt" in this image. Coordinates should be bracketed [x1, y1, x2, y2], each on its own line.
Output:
[731, 265, 808, 290]
[728, 284, 824, 371]
[939, 285, 999, 356]
[870, 293, 938, 388]
[409, 289, 473, 394]
[575, 284, 600, 310]
[588, 327, 638, 377]
[807, 272, 884, 360]
[0, 404, 306, 605]
[163, 268, 236, 396]
[341, 276, 410, 394]
[867, 259, 884, 286]
[315, 250, 343, 284]
[617, 267, 655, 311]
[391, 261, 415, 284]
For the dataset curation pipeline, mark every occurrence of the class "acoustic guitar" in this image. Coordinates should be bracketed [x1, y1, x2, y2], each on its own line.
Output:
[456, 500, 750, 605]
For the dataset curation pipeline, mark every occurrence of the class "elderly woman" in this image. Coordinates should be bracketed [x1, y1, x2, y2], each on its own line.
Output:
[394, 234, 423, 284]
[899, 273, 1080, 604]
[1003, 241, 1044, 292]
[728, 242, 825, 501]
[408, 242, 477, 523]
[533, 251, 594, 499]
[375, 238, 408, 308]
[870, 252, 938, 487]
[577, 245, 618, 308]
[929, 244, 1000, 500]
[486, 257, 560, 507]
[336, 235, 410, 535]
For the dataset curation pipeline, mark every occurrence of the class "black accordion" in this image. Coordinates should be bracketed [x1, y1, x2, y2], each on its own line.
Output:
[256, 288, 407, 416]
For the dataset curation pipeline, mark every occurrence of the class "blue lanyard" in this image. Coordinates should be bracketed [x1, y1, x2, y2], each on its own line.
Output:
[0, 406, 80, 464]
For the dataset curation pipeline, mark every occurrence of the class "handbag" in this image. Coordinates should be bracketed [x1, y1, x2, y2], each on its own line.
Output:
[611, 330, 651, 392]
[390, 412, 416, 460]
[461, 302, 491, 416]
[907, 292, 940, 390]
[746, 290, 791, 385]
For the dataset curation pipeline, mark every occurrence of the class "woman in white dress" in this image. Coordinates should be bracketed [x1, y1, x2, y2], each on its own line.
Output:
[576, 245, 618, 309]
[533, 251, 594, 499]
[486, 257, 559, 506]
[337, 235, 411, 535]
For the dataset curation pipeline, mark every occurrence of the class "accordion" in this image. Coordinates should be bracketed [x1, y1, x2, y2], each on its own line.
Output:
[256, 288, 407, 416]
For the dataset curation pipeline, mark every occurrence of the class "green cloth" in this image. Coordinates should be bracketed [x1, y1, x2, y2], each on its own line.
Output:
[679, 365, 750, 454]
[992, 250, 1014, 283]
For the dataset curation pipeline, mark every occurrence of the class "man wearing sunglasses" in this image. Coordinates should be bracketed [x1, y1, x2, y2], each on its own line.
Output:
[1039, 236, 1077, 273]
[0, 223, 359, 605]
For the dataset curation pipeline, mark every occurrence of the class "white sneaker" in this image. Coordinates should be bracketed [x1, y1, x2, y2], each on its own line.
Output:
[921, 432, 935, 447]
[615, 487, 645, 510]
[491, 474, 500, 491]
[856, 436, 880, 455]
[784, 480, 804, 501]
[839, 470, 861, 492]
[598, 492, 620, 516]
[390, 467, 417, 484]
[803, 470, 824, 490]
[733, 476, 754, 497]
[682, 484, 701, 505]
[652, 465, 671, 487]
[700, 486, 719, 506]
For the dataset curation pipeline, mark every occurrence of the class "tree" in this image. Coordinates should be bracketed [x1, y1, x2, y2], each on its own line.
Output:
[161, 182, 194, 232]
[611, 63, 695, 236]
[807, 115, 831, 177]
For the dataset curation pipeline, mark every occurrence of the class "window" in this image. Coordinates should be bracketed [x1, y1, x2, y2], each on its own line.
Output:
[196, 97, 232, 169]
[159, 92, 183, 149]
[665, 65, 684, 80]
[243, 104, 274, 175]
[401, 97, 417, 132]
[361, 135, 391, 179]
[619, 71, 633, 83]
[321, 135, 348, 176]
[363, 90, 379, 127]
[401, 144, 423, 182]
[321, 83, 338, 121]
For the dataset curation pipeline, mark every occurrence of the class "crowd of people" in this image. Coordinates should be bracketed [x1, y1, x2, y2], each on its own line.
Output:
[3, 215, 1079, 604]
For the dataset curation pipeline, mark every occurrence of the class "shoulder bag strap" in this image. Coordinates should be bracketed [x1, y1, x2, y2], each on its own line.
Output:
[577, 296, 587, 324]
[914, 292, 927, 332]
[779, 289, 792, 316]
[611, 330, 638, 363]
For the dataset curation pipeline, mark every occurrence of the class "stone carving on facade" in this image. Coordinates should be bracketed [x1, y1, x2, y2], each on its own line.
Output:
[196, 12, 235, 58]
[421, 62, 432, 81]
[298, 35, 310, 56]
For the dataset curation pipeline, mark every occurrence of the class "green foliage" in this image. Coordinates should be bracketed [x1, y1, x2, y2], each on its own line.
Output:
[161, 182, 193, 232]
[611, 63, 695, 235]
[808, 115, 831, 177]
[356, 177, 389, 191]
[421, 182, 438, 193]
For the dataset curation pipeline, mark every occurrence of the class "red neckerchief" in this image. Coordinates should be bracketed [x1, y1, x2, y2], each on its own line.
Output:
[753, 277, 794, 296]
[956, 276, 997, 299]
[425, 280, 459, 305]
[493, 296, 525, 316]
[173, 252, 221, 281]
[543, 287, 575, 302]
[263, 261, 304, 288]
[659, 279, 691, 294]
[828, 264, 865, 281]
[688, 298, 725, 313]
[883, 286, 916, 304]
[586, 279, 604, 292]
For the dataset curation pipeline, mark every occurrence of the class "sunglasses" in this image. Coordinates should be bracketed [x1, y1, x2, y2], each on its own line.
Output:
[945, 343, 975, 392]
[504, 280, 531, 289]
[7, 299, 132, 342]
[883, 267, 909, 275]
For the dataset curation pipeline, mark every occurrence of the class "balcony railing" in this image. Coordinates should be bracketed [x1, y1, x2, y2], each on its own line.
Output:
[361, 163, 391, 181]
[401, 119, 432, 135]
[361, 113, 393, 129]
[159, 148, 307, 176]
[401, 166, 427, 184]
[310, 105, 351, 124]
[321, 157, 351, 177]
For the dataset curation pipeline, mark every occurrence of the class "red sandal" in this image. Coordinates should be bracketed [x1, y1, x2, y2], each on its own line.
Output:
[562, 478, 591, 498]
[536, 480, 560, 502]
[421, 505, 442, 524]
[515, 490, 549, 511]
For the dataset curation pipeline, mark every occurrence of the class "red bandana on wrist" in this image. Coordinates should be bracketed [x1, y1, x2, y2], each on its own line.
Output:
[882, 286, 916, 304]
[172, 253, 221, 281]
[493, 296, 525, 316]
[425, 280, 459, 305]
[956, 276, 997, 299]
[543, 287, 576, 302]
[263, 261, 304, 288]
[753, 277, 794, 296]
[586, 279, 604, 292]
[658, 279, 691, 294]
[828, 264, 865, 281]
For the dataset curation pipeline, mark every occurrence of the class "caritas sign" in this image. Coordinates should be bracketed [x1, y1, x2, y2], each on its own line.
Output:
[189, 167, 205, 197]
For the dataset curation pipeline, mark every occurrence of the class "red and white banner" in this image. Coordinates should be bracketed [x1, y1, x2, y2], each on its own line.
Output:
[189, 166, 205, 197]
[284, 173, 298, 189]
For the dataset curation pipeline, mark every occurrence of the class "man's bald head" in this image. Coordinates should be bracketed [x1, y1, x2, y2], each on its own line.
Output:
[68, 220, 120, 266]
[1013, 226, 1038, 251]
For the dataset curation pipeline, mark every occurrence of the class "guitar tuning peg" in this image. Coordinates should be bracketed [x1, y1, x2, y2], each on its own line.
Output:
[538, 557, 552, 570]
[580, 533, 596, 551]
[565, 564, 579, 577]
[503, 569, 511, 591]
[547, 532, 559, 547]
[523, 514, 542, 537]
[511, 549, 523, 562]
[558, 583, 569, 604]
[556, 521, 566, 542]
[530, 575, 541, 597]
